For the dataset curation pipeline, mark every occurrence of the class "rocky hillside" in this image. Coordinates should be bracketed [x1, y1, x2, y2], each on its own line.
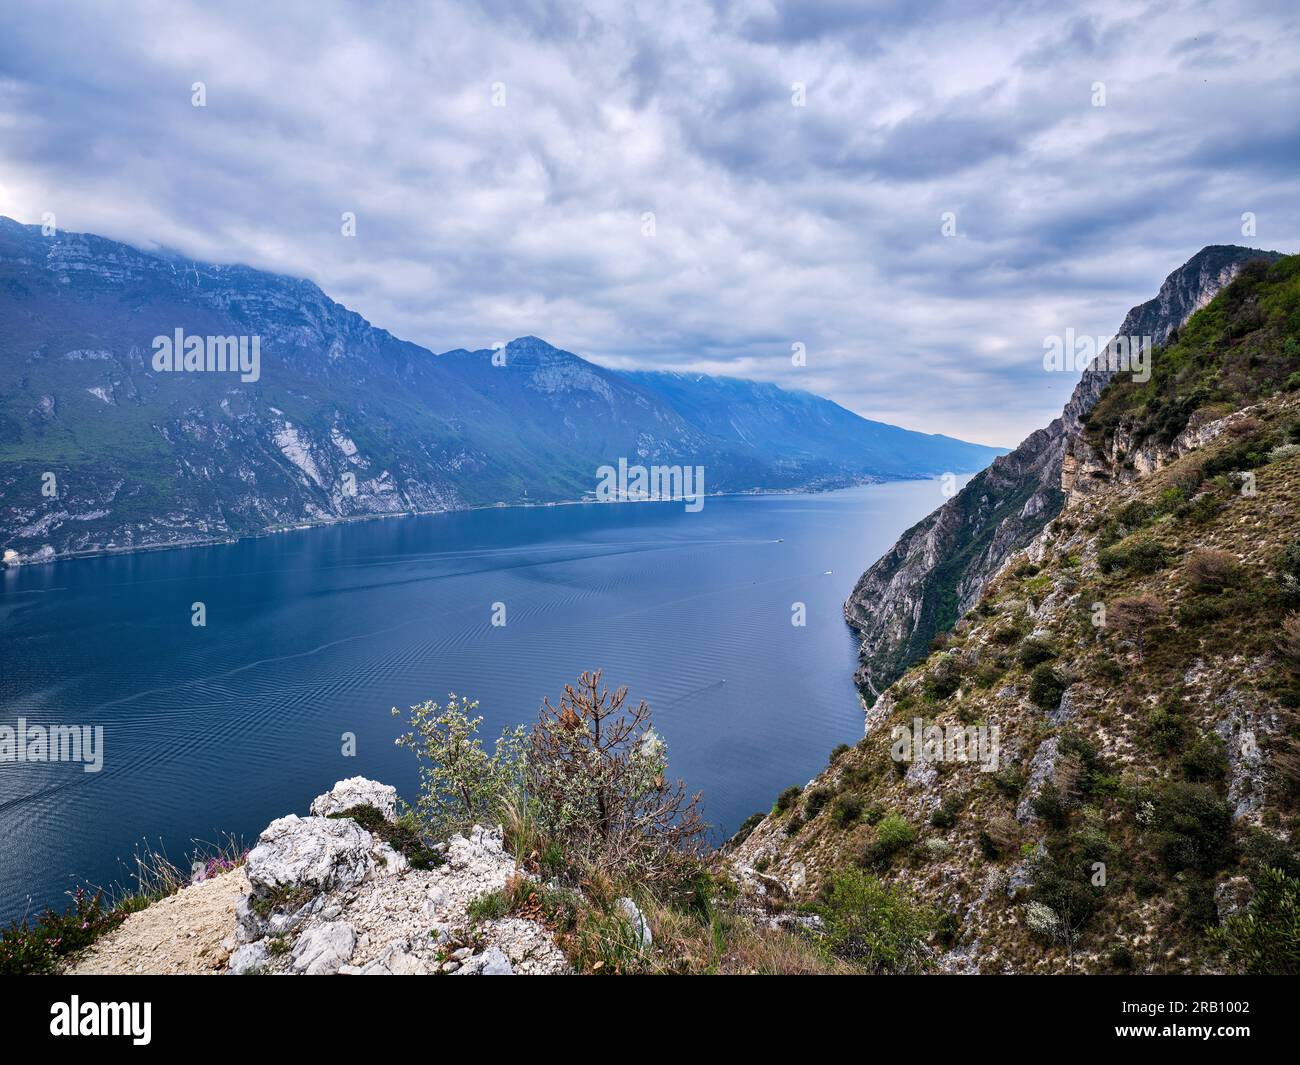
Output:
[0, 216, 1001, 564]
[844, 245, 1283, 699]
[736, 254, 1300, 973]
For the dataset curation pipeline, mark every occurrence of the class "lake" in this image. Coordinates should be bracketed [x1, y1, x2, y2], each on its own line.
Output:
[0, 479, 957, 922]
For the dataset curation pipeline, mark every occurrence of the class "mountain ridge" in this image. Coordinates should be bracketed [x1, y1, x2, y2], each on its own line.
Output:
[0, 216, 1002, 564]
[844, 244, 1285, 699]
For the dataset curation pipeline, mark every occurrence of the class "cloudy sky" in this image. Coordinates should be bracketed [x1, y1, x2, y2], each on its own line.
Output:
[1, 0, 1297, 446]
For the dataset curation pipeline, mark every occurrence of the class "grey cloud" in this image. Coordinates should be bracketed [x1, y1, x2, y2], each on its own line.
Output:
[0, 0, 1296, 448]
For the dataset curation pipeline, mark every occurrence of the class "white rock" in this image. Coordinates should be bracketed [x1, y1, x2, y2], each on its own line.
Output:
[455, 945, 514, 975]
[310, 777, 398, 822]
[228, 940, 269, 975]
[246, 815, 374, 899]
[291, 921, 357, 975]
[617, 897, 653, 949]
[372, 842, 409, 876]
[359, 943, 429, 975]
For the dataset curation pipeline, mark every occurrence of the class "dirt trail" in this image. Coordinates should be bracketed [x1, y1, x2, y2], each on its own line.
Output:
[64, 870, 247, 975]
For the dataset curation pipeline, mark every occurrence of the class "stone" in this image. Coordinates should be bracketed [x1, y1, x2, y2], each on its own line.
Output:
[372, 842, 409, 876]
[447, 825, 509, 872]
[359, 942, 429, 975]
[291, 921, 357, 975]
[455, 945, 513, 975]
[228, 940, 269, 975]
[310, 777, 399, 822]
[617, 897, 653, 950]
[245, 814, 374, 901]
[1016, 737, 1060, 823]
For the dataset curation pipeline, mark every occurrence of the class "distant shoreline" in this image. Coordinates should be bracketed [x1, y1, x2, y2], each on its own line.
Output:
[1, 471, 963, 570]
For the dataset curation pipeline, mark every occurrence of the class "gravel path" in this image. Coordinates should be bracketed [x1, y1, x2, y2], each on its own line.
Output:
[64, 870, 247, 975]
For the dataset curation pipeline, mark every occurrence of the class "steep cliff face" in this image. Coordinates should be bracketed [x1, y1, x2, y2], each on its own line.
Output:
[845, 245, 1282, 699]
[735, 254, 1300, 974]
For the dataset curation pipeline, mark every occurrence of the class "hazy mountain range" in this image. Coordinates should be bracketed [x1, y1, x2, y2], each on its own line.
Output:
[0, 216, 1002, 564]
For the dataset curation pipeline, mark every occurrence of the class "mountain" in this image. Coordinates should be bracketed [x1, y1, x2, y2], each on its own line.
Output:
[621, 370, 998, 481]
[843, 245, 1284, 698]
[732, 252, 1300, 974]
[0, 217, 1003, 564]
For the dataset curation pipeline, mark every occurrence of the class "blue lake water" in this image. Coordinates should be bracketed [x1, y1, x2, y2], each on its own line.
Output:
[0, 480, 957, 922]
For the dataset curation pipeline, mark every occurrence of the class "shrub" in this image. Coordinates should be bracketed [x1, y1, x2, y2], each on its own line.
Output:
[803, 787, 833, 820]
[773, 786, 802, 815]
[1176, 491, 1225, 525]
[832, 793, 863, 828]
[728, 812, 765, 849]
[815, 870, 933, 973]
[1184, 549, 1241, 592]
[328, 805, 444, 870]
[1179, 596, 1224, 626]
[1032, 782, 1069, 828]
[1153, 782, 1233, 874]
[829, 743, 851, 764]
[991, 767, 1024, 797]
[1146, 706, 1187, 754]
[1069, 807, 1113, 865]
[929, 792, 963, 830]
[393, 694, 528, 840]
[1212, 868, 1300, 974]
[978, 814, 1019, 859]
[1116, 500, 1155, 529]
[923, 837, 953, 861]
[1281, 539, 1300, 582]
[1017, 637, 1057, 668]
[1280, 614, 1300, 672]
[1126, 539, 1170, 574]
[1100, 539, 1168, 575]
[992, 620, 1026, 645]
[1027, 854, 1101, 954]
[1180, 735, 1229, 784]
[863, 813, 916, 868]
[1029, 663, 1067, 711]
[924, 655, 962, 700]
[0, 888, 126, 975]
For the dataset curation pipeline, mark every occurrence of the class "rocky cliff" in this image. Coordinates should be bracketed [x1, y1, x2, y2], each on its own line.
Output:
[66, 777, 569, 976]
[844, 245, 1282, 699]
[736, 253, 1300, 973]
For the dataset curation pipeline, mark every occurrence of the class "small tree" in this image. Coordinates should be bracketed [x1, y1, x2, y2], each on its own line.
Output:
[529, 671, 706, 884]
[393, 695, 527, 839]
[1109, 594, 1164, 662]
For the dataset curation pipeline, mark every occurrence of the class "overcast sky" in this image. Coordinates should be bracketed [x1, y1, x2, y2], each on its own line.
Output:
[1, 1, 1297, 446]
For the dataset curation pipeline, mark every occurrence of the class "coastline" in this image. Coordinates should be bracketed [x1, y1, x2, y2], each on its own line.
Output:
[0, 471, 932, 570]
